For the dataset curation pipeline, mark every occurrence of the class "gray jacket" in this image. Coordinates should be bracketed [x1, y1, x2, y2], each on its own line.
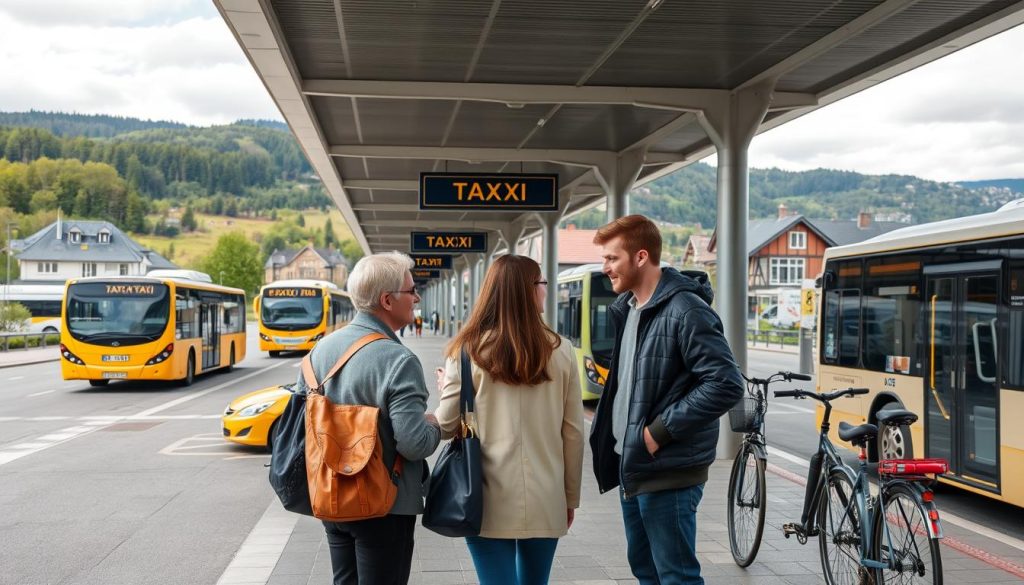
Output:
[294, 312, 441, 515]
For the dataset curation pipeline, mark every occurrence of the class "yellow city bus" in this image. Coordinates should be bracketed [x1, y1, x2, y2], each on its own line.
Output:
[253, 279, 353, 357]
[557, 264, 616, 400]
[60, 270, 247, 387]
[817, 199, 1024, 506]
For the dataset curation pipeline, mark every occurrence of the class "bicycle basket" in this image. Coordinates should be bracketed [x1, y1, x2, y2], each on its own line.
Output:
[728, 394, 765, 433]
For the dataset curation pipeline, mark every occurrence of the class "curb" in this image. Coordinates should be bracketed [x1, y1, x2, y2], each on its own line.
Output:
[0, 354, 60, 369]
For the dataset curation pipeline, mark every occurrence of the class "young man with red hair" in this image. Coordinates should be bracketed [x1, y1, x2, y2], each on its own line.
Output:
[589, 215, 744, 585]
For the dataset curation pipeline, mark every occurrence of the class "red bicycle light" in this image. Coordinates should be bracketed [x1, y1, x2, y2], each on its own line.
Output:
[921, 490, 934, 503]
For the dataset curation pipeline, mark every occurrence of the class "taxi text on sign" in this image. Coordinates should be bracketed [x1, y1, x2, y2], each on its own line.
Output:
[410, 255, 453, 270]
[419, 173, 559, 211]
[410, 231, 488, 254]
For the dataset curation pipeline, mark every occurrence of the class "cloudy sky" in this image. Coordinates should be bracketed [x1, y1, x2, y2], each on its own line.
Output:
[1, 1, 1022, 182]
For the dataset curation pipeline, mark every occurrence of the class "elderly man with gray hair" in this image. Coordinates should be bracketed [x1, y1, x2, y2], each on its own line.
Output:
[294, 251, 441, 585]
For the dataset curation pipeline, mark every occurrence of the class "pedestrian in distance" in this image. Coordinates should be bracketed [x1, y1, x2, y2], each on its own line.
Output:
[589, 215, 744, 585]
[435, 254, 585, 585]
[415, 313, 423, 336]
[294, 251, 441, 585]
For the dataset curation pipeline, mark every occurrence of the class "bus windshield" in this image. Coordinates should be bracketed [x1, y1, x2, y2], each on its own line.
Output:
[590, 274, 617, 367]
[261, 289, 324, 331]
[65, 282, 171, 346]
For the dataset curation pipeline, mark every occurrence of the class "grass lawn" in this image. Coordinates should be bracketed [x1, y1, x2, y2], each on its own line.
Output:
[132, 209, 355, 270]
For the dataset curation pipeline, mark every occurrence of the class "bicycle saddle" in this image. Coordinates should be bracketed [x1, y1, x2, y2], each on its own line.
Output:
[838, 421, 878, 448]
[876, 408, 918, 427]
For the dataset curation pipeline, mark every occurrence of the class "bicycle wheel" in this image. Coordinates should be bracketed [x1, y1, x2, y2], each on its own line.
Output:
[727, 442, 766, 566]
[818, 468, 864, 585]
[873, 483, 943, 584]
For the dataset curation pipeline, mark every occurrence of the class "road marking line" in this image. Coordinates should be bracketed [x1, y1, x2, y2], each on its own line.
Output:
[27, 390, 54, 397]
[292, 361, 301, 368]
[764, 445, 1024, 557]
[8, 376, 24, 381]
[0, 424, 106, 468]
[215, 498, 297, 585]
[134, 362, 289, 418]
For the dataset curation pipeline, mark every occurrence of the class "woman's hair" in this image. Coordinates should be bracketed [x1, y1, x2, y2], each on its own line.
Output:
[447, 255, 560, 385]
[346, 251, 413, 313]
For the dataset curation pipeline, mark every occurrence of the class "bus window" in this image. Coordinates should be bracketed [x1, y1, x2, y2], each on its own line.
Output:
[590, 274, 616, 368]
[223, 295, 244, 334]
[1007, 265, 1024, 389]
[821, 260, 862, 367]
[863, 258, 921, 374]
[66, 283, 171, 345]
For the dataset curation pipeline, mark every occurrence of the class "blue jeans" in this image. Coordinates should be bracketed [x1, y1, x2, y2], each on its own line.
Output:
[620, 483, 705, 585]
[465, 536, 559, 585]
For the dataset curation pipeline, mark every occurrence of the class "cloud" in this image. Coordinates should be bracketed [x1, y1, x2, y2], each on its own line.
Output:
[0, 9, 281, 126]
[748, 24, 1024, 182]
[0, 0, 214, 27]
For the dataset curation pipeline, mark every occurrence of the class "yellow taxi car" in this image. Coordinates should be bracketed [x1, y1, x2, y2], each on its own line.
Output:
[222, 383, 293, 449]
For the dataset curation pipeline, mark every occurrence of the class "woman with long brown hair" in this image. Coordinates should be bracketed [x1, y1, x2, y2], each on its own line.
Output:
[435, 255, 584, 585]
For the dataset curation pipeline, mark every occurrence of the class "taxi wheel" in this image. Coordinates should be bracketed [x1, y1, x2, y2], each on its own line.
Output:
[89, 379, 109, 387]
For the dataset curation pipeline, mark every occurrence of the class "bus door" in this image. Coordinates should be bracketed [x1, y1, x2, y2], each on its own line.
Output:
[201, 299, 221, 370]
[924, 261, 1000, 490]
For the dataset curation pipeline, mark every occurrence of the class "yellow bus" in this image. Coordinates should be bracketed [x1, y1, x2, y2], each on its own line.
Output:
[60, 270, 247, 387]
[254, 279, 353, 357]
[557, 264, 616, 400]
[817, 199, 1024, 506]
[0, 284, 64, 333]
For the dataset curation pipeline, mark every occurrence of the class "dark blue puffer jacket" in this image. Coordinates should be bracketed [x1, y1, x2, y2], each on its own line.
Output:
[590, 268, 744, 496]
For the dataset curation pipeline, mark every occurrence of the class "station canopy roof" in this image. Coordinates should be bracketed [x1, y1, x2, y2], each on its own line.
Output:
[216, 0, 1024, 254]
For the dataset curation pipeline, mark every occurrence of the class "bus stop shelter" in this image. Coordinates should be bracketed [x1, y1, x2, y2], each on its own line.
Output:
[215, 0, 1024, 454]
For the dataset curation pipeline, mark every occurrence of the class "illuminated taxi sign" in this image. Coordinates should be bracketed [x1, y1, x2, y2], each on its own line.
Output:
[420, 173, 558, 211]
[105, 284, 157, 296]
[410, 255, 453, 270]
[411, 231, 487, 253]
[265, 288, 321, 298]
[411, 269, 441, 280]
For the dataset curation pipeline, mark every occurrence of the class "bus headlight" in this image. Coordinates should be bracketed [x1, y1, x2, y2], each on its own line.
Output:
[145, 343, 174, 366]
[259, 333, 271, 342]
[59, 344, 85, 365]
[309, 331, 325, 343]
[584, 356, 606, 386]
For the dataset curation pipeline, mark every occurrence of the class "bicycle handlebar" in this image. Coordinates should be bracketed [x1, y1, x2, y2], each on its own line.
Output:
[743, 371, 813, 386]
[773, 387, 869, 401]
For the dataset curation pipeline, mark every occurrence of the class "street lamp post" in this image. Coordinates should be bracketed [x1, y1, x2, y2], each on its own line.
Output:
[4, 222, 18, 326]
[219, 271, 226, 285]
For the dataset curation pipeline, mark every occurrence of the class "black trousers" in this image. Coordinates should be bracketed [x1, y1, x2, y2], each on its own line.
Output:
[323, 514, 416, 585]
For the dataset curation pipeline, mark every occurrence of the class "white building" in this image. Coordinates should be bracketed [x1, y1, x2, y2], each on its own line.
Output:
[13, 219, 176, 283]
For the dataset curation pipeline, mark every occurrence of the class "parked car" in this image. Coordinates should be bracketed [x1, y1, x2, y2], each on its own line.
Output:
[759, 304, 801, 328]
[222, 383, 293, 449]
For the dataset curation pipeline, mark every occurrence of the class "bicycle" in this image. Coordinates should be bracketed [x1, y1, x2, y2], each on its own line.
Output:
[726, 370, 812, 567]
[774, 387, 947, 584]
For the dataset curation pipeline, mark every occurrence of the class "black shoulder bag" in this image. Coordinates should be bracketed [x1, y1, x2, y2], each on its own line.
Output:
[422, 349, 483, 537]
[268, 387, 313, 516]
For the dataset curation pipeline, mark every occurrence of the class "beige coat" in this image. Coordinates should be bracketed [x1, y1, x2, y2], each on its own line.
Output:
[435, 338, 585, 539]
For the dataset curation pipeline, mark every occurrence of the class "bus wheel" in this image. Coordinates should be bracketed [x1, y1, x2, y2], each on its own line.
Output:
[878, 402, 914, 460]
[43, 327, 58, 335]
[227, 345, 235, 372]
[89, 379, 109, 387]
[181, 353, 195, 387]
[269, 351, 280, 358]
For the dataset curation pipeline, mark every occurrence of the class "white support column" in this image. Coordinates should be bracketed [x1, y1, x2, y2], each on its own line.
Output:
[698, 79, 774, 459]
[468, 253, 484, 314]
[537, 195, 571, 330]
[455, 257, 468, 331]
[443, 275, 453, 337]
[597, 148, 646, 222]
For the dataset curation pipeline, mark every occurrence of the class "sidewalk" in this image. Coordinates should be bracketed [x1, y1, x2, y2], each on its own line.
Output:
[246, 335, 1024, 585]
[0, 345, 59, 369]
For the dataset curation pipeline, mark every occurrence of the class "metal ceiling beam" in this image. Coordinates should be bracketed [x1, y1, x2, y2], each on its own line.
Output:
[360, 220, 511, 229]
[352, 204, 421, 212]
[342, 180, 418, 191]
[304, 79, 814, 113]
[738, 0, 921, 90]
[329, 145, 684, 168]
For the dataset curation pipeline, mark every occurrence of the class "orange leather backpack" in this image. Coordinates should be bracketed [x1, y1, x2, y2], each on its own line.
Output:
[301, 333, 404, 522]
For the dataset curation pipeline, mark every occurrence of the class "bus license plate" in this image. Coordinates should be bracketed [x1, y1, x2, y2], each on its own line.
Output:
[102, 355, 130, 362]
[102, 372, 128, 379]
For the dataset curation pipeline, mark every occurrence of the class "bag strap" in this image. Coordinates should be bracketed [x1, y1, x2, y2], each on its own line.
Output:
[301, 332, 389, 395]
[459, 349, 478, 438]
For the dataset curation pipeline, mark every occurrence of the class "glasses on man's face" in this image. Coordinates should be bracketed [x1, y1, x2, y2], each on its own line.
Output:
[534, 280, 548, 286]
[389, 285, 419, 297]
